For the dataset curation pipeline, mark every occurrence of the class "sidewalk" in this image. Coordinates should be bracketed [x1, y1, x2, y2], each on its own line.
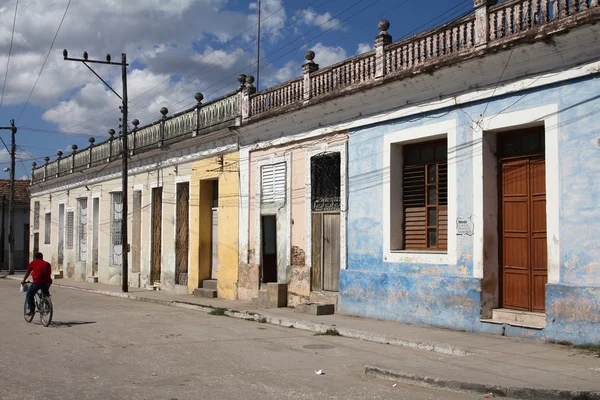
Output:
[4, 274, 600, 399]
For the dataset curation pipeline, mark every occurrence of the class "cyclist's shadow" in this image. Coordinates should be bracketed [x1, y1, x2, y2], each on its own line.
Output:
[50, 321, 97, 328]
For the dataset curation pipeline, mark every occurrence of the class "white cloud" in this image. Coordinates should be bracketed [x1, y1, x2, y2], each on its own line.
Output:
[296, 8, 343, 30]
[310, 43, 348, 68]
[356, 43, 373, 54]
[0, 0, 282, 114]
[262, 60, 300, 88]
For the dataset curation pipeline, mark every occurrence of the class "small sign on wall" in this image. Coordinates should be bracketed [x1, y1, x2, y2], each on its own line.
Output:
[456, 216, 474, 236]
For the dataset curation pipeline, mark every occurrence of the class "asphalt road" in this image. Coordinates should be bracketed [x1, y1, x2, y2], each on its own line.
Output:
[0, 279, 497, 400]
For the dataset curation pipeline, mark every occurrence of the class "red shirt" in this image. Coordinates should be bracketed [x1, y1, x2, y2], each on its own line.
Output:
[26, 259, 53, 285]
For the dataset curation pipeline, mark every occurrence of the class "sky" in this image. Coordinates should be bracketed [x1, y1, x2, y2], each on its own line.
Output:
[0, 0, 478, 180]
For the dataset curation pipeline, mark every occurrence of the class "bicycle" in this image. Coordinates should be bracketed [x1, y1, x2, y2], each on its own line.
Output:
[23, 282, 53, 327]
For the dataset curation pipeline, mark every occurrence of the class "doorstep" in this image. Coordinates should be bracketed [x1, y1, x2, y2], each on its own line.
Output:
[481, 308, 546, 330]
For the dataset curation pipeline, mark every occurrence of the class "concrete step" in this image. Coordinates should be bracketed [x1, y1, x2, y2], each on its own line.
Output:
[296, 302, 335, 316]
[202, 279, 218, 290]
[86, 276, 98, 283]
[52, 271, 63, 279]
[484, 308, 546, 329]
[309, 291, 338, 308]
[194, 288, 217, 298]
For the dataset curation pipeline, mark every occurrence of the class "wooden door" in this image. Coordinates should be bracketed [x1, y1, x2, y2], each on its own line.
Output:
[151, 187, 163, 284]
[322, 213, 341, 292]
[176, 183, 189, 285]
[261, 215, 277, 283]
[132, 191, 142, 274]
[210, 208, 218, 280]
[311, 212, 341, 292]
[501, 157, 547, 312]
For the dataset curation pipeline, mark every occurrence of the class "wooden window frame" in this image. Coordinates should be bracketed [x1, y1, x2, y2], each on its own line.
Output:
[403, 139, 448, 252]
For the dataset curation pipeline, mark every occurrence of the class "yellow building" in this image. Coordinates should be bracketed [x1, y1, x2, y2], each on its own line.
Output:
[189, 153, 239, 299]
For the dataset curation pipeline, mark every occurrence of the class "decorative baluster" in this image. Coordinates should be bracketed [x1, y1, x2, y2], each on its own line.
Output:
[551, 0, 559, 18]
[505, 6, 513, 35]
[531, 0, 539, 25]
[569, 0, 578, 14]
[560, 0, 568, 17]
[593, 0, 599, 7]
[541, 0, 549, 21]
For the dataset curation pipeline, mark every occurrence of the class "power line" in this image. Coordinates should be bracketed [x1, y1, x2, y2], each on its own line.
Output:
[57, 0, 303, 132]
[0, 0, 19, 110]
[16, 0, 72, 122]
[139, 0, 381, 120]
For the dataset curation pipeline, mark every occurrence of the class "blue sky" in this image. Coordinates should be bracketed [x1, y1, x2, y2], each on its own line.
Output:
[0, 0, 476, 180]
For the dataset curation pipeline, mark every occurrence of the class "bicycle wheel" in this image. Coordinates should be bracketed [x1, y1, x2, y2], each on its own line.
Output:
[24, 298, 34, 323]
[39, 296, 53, 327]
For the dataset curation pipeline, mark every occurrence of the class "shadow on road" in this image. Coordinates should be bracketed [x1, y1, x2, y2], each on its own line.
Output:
[51, 321, 97, 328]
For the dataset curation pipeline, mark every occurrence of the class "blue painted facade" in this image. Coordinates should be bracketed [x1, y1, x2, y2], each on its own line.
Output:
[339, 75, 600, 344]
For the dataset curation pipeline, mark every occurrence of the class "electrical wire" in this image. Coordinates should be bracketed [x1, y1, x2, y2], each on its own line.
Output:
[0, 0, 19, 110]
[16, 0, 72, 122]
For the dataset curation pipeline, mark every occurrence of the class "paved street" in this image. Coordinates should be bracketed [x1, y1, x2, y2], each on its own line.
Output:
[0, 280, 504, 400]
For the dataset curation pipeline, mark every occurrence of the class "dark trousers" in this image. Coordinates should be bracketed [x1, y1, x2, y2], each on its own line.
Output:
[26, 283, 50, 313]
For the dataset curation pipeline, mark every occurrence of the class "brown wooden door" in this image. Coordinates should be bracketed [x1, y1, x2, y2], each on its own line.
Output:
[176, 183, 189, 285]
[501, 157, 547, 312]
[151, 187, 163, 284]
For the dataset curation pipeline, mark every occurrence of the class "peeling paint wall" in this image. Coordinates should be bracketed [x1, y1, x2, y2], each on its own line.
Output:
[189, 153, 239, 299]
[240, 134, 346, 304]
[341, 72, 600, 344]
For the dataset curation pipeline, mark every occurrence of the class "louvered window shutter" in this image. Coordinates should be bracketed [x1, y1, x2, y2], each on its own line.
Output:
[261, 162, 286, 203]
[403, 140, 448, 251]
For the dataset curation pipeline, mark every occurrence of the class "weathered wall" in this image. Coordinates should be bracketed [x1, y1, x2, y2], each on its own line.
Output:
[241, 134, 346, 305]
[341, 73, 600, 343]
[29, 160, 195, 292]
[189, 152, 239, 299]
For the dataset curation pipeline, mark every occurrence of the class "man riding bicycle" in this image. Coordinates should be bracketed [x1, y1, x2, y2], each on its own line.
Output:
[21, 252, 52, 316]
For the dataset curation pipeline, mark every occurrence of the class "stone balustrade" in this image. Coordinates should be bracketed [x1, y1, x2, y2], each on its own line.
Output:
[31, 0, 600, 184]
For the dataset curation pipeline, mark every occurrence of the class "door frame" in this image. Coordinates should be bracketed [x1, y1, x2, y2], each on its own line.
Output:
[498, 153, 546, 312]
[150, 184, 164, 284]
[174, 177, 191, 285]
[305, 143, 348, 282]
[472, 105, 560, 284]
[260, 214, 278, 285]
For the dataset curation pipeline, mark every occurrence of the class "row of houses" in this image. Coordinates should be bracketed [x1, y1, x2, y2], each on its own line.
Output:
[29, 0, 600, 344]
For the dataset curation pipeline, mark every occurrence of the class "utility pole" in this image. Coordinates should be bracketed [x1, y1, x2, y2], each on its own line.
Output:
[256, 0, 261, 92]
[0, 119, 17, 275]
[63, 50, 130, 292]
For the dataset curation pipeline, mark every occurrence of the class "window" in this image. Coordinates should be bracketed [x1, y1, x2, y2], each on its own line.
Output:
[33, 201, 40, 230]
[110, 192, 123, 266]
[78, 198, 88, 262]
[261, 162, 286, 203]
[65, 211, 74, 250]
[44, 213, 51, 244]
[403, 140, 448, 251]
[311, 153, 341, 211]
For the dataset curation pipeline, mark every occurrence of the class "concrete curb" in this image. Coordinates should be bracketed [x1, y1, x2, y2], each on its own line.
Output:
[4, 276, 475, 356]
[364, 365, 600, 400]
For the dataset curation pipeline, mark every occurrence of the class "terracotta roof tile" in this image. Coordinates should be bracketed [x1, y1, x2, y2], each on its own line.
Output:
[0, 180, 30, 206]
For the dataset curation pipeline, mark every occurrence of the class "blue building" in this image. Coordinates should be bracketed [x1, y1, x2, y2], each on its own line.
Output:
[336, 3, 600, 344]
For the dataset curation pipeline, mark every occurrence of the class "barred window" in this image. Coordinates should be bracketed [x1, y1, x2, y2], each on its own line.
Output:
[44, 213, 51, 244]
[111, 192, 123, 266]
[403, 140, 448, 251]
[78, 198, 88, 262]
[34, 202, 40, 230]
[311, 152, 341, 211]
[65, 211, 74, 250]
